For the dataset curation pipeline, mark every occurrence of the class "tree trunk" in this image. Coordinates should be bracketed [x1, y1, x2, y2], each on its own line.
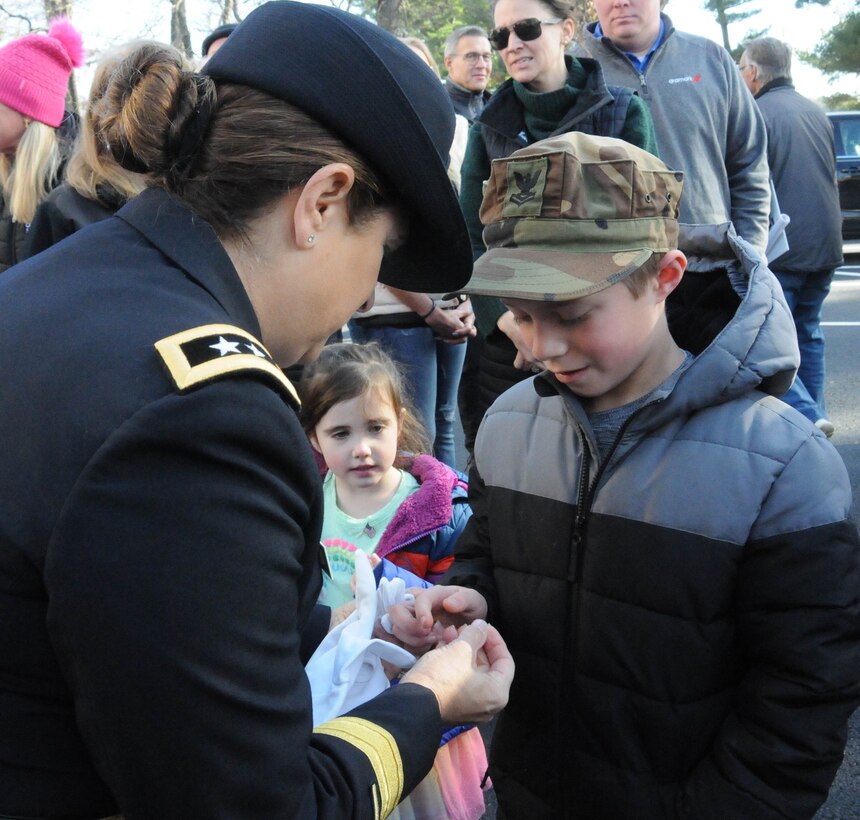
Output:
[43, 0, 72, 19]
[219, 0, 243, 25]
[716, 8, 731, 50]
[171, 0, 193, 59]
[571, 0, 597, 45]
[375, 0, 402, 33]
[43, 0, 77, 115]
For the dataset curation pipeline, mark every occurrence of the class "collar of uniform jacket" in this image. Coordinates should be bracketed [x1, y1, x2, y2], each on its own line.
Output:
[115, 187, 262, 340]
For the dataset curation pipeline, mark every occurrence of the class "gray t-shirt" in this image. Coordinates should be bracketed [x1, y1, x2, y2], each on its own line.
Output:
[588, 351, 694, 460]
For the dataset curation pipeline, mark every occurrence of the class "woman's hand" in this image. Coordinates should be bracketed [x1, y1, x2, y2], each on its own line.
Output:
[402, 619, 513, 724]
[329, 600, 356, 630]
[425, 300, 477, 345]
[388, 287, 476, 345]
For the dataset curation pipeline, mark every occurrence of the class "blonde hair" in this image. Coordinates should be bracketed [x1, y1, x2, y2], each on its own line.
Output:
[400, 37, 441, 79]
[65, 42, 164, 203]
[0, 121, 62, 223]
[299, 342, 431, 461]
[622, 253, 661, 297]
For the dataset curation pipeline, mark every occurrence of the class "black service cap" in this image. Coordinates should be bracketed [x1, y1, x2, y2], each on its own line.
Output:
[204, 1, 472, 293]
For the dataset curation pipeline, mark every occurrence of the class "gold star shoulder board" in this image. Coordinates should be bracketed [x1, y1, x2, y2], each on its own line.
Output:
[154, 324, 299, 408]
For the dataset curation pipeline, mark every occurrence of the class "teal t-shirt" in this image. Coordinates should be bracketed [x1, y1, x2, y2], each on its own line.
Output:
[317, 469, 420, 609]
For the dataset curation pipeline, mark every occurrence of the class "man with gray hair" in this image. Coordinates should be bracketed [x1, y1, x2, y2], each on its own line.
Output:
[443, 25, 493, 122]
[740, 36, 843, 437]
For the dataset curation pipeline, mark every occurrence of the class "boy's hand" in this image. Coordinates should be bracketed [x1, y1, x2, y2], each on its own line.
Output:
[402, 620, 513, 724]
[386, 586, 489, 651]
[497, 310, 543, 372]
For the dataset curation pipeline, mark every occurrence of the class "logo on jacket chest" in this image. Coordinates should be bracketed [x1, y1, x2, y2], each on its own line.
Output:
[667, 73, 702, 84]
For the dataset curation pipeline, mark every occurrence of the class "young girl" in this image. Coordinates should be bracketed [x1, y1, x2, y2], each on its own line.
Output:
[300, 342, 489, 820]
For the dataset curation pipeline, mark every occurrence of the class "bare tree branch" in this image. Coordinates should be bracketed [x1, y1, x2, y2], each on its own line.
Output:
[221, 0, 243, 24]
[44, 0, 72, 20]
[171, 0, 193, 58]
[0, 3, 35, 31]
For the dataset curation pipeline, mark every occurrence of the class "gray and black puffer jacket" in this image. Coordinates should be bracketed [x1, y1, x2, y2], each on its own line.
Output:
[447, 225, 860, 820]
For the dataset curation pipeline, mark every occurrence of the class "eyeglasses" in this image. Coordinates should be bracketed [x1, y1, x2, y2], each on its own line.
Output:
[738, 62, 753, 73]
[453, 51, 493, 65]
[489, 18, 562, 50]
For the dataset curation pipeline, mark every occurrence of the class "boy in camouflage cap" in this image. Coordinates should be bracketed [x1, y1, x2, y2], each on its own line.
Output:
[404, 132, 860, 818]
[468, 132, 682, 300]
[457, 131, 688, 408]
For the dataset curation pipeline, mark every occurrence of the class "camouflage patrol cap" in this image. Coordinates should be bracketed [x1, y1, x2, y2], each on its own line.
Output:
[461, 132, 684, 301]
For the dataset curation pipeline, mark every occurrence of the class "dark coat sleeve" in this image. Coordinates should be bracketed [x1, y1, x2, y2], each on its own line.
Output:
[443, 460, 500, 620]
[44, 379, 442, 819]
[301, 605, 333, 664]
[680, 435, 860, 820]
[621, 94, 658, 155]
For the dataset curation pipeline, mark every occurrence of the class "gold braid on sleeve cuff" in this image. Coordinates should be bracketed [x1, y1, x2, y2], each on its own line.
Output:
[315, 716, 404, 819]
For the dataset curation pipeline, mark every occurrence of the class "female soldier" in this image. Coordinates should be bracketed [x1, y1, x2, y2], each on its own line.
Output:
[0, 4, 512, 819]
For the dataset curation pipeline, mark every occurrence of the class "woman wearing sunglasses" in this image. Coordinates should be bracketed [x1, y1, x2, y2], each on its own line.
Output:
[459, 0, 658, 435]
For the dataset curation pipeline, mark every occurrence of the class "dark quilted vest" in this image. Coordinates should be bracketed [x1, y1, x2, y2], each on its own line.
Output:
[479, 58, 635, 162]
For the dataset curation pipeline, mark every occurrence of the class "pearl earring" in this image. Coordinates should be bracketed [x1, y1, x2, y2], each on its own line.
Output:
[307, 234, 316, 244]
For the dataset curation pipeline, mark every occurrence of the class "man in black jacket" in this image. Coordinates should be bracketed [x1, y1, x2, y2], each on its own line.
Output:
[443, 25, 493, 123]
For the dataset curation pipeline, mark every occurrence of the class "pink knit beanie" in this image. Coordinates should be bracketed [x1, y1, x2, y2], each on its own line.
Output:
[0, 19, 84, 128]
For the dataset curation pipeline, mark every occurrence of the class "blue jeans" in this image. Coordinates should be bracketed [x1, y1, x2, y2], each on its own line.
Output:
[348, 322, 467, 467]
[775, 269, 833, 423]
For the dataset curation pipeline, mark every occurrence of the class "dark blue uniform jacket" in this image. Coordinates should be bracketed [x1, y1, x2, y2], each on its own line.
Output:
[0, 187, 441, 819]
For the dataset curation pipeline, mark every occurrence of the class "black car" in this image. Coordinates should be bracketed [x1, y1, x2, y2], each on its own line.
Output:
[827, 110, 860, 241]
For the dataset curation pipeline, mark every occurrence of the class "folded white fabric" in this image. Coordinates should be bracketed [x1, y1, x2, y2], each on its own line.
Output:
[306, 551, 417, 725]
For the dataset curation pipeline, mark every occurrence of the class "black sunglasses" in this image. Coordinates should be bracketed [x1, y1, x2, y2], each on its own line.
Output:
[489, 17, 562, 50]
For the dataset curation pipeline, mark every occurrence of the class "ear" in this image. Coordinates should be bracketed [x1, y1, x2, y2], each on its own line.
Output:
[444, 54, 454, 72]
[561, 18, 575, 46]
[749, 65, 759, 89]
[293, 163, 356, 249]
[309, 431, 322, 454]
[653, 250, 686, 303]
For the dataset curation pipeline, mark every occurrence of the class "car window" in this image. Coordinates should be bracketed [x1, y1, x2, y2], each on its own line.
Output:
[833, 116, 860, 158]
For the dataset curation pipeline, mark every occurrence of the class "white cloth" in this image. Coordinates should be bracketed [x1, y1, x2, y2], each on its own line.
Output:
[306, 551, 417, 725]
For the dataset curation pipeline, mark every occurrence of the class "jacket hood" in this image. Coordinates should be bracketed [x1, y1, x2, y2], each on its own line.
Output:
[376, 454, 467, 557]
[536, 221, 798, 424]
[666, 222, 798, 412]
